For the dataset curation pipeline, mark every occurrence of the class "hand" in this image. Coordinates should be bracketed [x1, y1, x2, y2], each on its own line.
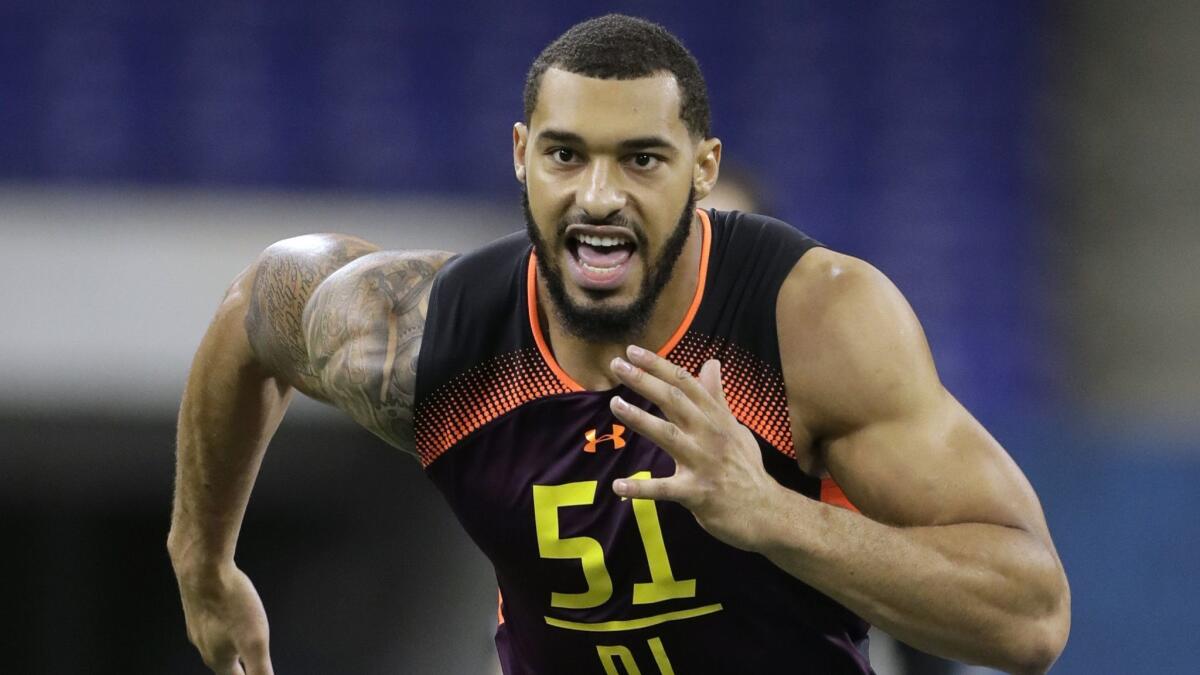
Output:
[175, 563, 275, 675]
[608, 345, 784, 553]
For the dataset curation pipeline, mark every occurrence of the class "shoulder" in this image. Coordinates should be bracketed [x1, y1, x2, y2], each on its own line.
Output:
[778, 247, 902, 316]
[307, 250, 456, 327]
[709, 209, 821, 254]
[777, 248, 941, 436]
[254, 232, 380, 268]
[248, 233, 382, 313]
[249, 233, 384, 316]
[244, 233, 383, 395]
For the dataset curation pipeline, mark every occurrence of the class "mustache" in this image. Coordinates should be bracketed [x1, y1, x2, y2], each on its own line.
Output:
[564, 211, 633, 228]
[557, 212, 646, 246]
[520, 186, 646, 247]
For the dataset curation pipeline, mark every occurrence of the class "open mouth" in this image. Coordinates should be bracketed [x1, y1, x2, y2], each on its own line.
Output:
[564, 225, 639, 291]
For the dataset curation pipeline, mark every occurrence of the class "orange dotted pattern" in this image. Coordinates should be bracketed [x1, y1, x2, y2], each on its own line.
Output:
[414, 348, 572, 468]
[415, 332, 795, 467]
[667, 331, 796, 459]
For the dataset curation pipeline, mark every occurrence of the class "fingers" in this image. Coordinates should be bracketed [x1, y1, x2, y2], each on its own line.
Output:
[610, 395, 699, 466]
[612, 346, 719, 425]
[208, 656, 244, 675]
[241, 641, 274, 675]
[200, 640, 238, 675]
[613, 475, 683, 502]
[203, 645, 270, 675]
[243, 654, 275, 675]
[209, 647, 271, 675]
[698, 359, 726, 406]
[180, 566, 272, 675]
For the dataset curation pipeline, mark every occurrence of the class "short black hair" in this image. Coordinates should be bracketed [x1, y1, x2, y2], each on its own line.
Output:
[523, 14, 711, 140]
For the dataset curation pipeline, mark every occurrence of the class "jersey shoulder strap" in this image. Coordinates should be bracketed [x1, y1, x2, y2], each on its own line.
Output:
[413, 231, 574, 467]
[665, 210, 822, 464]
[691, 209, 823, 366]
[415, 229, 532, 402]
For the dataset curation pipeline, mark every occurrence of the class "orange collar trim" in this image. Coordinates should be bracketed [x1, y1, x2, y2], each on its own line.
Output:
[527, 208, 712, 392]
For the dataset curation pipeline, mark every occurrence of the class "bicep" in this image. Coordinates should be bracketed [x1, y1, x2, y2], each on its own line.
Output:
[303, 250, 455, 453]
[823, 393, 1052, 543]
[780, 250, 1052, 540]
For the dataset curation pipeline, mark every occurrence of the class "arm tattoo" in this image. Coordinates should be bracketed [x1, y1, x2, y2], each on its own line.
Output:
[244, 234, 380, 397]
[302, 251, 453, 456]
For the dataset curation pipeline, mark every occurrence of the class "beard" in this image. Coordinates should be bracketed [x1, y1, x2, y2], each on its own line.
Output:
[523, 186, 697, 343]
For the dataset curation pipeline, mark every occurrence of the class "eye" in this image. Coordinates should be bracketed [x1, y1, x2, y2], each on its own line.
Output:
[552, 148, 577, 163]
[630, 153, 660, 169]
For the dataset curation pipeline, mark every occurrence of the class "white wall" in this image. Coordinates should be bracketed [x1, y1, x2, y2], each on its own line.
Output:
[0, 185, 517, 416]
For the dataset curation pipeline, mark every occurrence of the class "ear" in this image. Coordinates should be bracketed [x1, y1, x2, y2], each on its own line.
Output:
[513, 123, 529, 184]
[691, 137, 722, 201]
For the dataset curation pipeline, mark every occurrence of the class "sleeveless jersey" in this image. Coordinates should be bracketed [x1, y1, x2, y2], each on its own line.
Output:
[413, 209, 872, 674]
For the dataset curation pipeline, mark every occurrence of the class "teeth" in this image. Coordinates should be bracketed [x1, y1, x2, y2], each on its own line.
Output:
[576, 233, 630, 248]
[582, 261, 619, 273]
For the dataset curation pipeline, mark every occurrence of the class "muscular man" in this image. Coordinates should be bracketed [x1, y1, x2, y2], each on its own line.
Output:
[168, 15, 1070, 675]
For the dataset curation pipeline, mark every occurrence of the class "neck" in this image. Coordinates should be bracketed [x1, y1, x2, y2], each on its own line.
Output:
[537, 211, 705, 391]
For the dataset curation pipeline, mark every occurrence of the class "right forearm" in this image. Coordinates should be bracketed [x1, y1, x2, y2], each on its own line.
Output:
[168, 279, 292, 574]
[170, 234, 389, 674]
[169, 234, 382, 574]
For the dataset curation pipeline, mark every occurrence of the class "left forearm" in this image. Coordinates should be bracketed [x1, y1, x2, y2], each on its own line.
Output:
[755, 483, 1069, 673]
[599, 339, 1070, 671]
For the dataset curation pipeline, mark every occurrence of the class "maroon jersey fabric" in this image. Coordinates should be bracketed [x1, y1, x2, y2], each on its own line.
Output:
[414, 210, 873, 674]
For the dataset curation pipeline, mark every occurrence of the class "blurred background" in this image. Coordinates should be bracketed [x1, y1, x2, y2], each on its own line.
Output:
[1, 1, 1197, 673]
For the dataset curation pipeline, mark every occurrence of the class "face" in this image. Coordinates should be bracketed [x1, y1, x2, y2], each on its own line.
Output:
[515, 68, 719, 342]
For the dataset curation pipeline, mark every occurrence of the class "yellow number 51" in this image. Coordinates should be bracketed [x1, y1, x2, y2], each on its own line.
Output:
[532, 471, 696, 610]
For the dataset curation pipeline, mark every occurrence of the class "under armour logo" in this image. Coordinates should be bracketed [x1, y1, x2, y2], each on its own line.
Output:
[583, 425, 627, 453]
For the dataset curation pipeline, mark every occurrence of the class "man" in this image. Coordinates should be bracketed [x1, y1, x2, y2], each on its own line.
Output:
[168, 14, 1070, 675]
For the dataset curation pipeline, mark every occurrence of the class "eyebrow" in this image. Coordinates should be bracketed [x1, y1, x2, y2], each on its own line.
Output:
[535, 129, 679, 154]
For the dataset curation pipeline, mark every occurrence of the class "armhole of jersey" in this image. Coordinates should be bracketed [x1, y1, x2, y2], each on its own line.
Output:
[413, 254, 458, 407]
[755, 227, 856, 512]
[696, 211, 841, 502]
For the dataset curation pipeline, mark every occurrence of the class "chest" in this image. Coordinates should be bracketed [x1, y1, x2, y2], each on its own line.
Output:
[425, 392, 675, 563]
[424, 388, 819, 573]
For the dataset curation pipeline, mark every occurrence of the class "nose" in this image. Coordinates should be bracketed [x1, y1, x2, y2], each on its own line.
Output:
[576, 158, 625, 221]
